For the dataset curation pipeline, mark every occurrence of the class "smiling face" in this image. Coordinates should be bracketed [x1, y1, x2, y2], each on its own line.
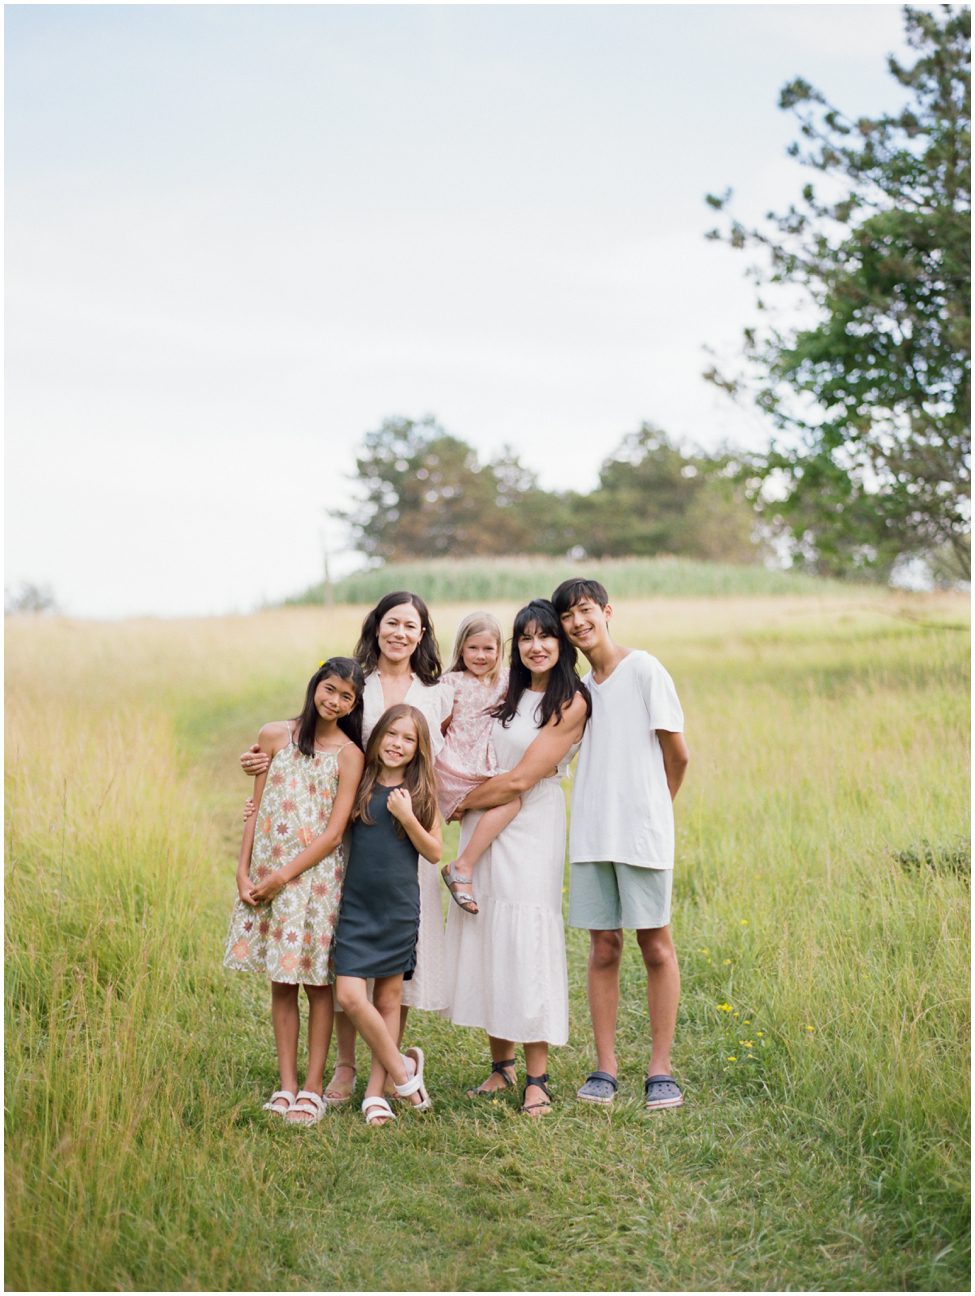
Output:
[462, 630, 501, 678]
[376, 602, 425, 667]
[378, 715, 419, 771]
[558, 596, 612, 654]
[518, 619, 561, 679]
[314, 674, 359, 722]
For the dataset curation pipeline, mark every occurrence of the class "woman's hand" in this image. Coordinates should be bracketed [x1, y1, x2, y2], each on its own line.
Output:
[237, 877, 259, 906]
[387, 787, 415, 824]
[242, 798, 256, 823]
[241, 744, 270, 777]
[251, 871, 288, 902]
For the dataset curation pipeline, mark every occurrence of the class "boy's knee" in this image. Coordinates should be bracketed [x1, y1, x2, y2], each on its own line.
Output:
[589, 929, 624, 970]
[637, 927, 675, 969]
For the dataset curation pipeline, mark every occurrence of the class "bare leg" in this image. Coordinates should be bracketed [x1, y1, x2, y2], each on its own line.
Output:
[444, 799, 522, 913]
[467, 1034, 517, 1095]
[522, 1041, 551, 1117]
[385, 1005, 409, 1097]
[336, 976, 423, 1118]
[636, 926, 680, 1077]
[453, 798, 521, 877]
[270, 981, 300, 1107]
[587, 930, 624, 1077]
[325, 1008, 358, 1101]
[301, 984, 333, 1095]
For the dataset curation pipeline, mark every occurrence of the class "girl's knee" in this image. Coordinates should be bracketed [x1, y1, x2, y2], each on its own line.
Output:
[271, 980, 299, 1000]
[335, 980, 361, 1015]
[373, 986, 402, 1015]
[303, 983, 332, 1002]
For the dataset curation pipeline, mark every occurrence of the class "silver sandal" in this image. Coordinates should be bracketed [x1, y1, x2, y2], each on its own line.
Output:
[441, 861, 478, 914]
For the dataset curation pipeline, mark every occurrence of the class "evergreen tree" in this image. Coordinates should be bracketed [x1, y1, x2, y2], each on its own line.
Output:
[707, 5, 971, 579]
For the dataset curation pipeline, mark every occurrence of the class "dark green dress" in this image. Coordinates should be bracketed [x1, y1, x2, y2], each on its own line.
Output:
[333, 785, 421, 980]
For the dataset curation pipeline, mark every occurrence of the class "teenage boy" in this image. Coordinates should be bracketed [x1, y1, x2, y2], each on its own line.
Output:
[551, 578, 689, 1110]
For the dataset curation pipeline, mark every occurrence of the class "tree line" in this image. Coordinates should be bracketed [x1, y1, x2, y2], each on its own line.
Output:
[336, 6, 969, 583]
[335, 417, 762, 566]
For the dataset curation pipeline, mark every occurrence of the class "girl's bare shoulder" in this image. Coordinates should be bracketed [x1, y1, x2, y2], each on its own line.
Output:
[338, 742, 366, 774]
[257, 720, 293, 754]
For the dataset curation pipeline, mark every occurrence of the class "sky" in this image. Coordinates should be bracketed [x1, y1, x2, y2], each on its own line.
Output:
[5, 2, 915, 618]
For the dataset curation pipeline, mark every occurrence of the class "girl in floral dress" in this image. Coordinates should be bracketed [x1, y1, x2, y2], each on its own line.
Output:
[224, 658, 366, 1125]
[437, 612, 522, 916]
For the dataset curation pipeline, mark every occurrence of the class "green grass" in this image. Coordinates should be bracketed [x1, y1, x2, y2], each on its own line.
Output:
[5, 594, 970, 1291]
[289, 555, 874, 606]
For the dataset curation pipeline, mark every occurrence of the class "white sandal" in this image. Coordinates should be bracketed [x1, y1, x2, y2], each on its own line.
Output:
[286, 1090, 327, 1125]
[362, 1095, 396, 1126]
[262, 1089, 296, 1117]
[396, 1047, 432, 1111]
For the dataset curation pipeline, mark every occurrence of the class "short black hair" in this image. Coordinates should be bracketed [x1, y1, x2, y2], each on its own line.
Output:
[551, 578, 609, 615]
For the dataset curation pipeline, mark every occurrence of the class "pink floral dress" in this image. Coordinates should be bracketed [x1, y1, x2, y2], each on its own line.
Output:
[435, 668, 510, 819]
[223, 733, 347, 985]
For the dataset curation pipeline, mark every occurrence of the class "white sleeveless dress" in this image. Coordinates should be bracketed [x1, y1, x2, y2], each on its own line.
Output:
[443, 690, 576, 1045]
[360, 672, 450, 1011]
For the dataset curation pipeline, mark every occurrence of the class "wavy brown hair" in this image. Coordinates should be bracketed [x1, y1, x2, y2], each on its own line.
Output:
[351, 704, 439, 836]
[353, 591, 442, 685]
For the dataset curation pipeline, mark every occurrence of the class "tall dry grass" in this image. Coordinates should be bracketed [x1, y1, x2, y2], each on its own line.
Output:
[5, 594, 970, 1291]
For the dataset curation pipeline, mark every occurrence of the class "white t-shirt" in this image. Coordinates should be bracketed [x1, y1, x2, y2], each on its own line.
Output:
[569, 651, 684, 870]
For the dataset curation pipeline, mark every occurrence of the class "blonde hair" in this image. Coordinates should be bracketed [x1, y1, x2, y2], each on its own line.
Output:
[447, 612, 505, 685]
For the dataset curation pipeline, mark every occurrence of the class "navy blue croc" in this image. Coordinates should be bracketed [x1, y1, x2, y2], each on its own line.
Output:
[577, 1071, 619, 1105]
[644, 1074, 684, 1110]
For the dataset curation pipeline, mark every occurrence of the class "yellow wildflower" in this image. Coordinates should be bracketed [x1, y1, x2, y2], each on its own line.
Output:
[805, 1025, 815, 1032]
[740, 1040, 753, 1048]
[726, 1055, 737, 1062]
[716, 1002, 733, 1012]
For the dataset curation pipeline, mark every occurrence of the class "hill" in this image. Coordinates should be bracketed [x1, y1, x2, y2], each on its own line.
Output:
[288, 556, 871, 606]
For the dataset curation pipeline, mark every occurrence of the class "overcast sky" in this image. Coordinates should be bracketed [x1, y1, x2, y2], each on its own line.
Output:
[6, 3, 913, 617]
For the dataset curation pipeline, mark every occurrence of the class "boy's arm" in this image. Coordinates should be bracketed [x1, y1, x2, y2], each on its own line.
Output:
[251, 744, 365, 901]
[658, 730, 689, 801]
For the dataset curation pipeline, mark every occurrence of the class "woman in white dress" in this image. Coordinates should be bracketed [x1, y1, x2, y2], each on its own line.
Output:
[242, 590, 450, 1104]
[444, 599, 590, 1117]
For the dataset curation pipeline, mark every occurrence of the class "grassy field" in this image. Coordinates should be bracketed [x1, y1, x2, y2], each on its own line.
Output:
[288, 555, 876, 606]
[5, 592, 970, 1292]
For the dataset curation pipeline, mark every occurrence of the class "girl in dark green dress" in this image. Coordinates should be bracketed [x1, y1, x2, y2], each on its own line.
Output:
[334, 704, 443, 1126]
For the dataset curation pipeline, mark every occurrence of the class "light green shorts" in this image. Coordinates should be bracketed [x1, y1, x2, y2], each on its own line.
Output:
[568, 861, 673, 931]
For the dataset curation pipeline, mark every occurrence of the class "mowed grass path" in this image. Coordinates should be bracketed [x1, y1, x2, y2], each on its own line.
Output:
[5, 595, 970, 1291]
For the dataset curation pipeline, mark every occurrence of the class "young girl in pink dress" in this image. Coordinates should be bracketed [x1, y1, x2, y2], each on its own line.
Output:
[437, 613, 522, 915]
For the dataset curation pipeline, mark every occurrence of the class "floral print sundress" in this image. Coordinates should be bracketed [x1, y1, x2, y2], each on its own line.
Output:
[224, 732, 348, 985]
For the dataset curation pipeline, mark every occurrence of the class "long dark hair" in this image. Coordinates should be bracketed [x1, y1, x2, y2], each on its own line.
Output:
[293, 657, 365, 755]
[492, 599, 591, 730]
[353, 591, 442, 686]
[352, 704, 439, 836]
